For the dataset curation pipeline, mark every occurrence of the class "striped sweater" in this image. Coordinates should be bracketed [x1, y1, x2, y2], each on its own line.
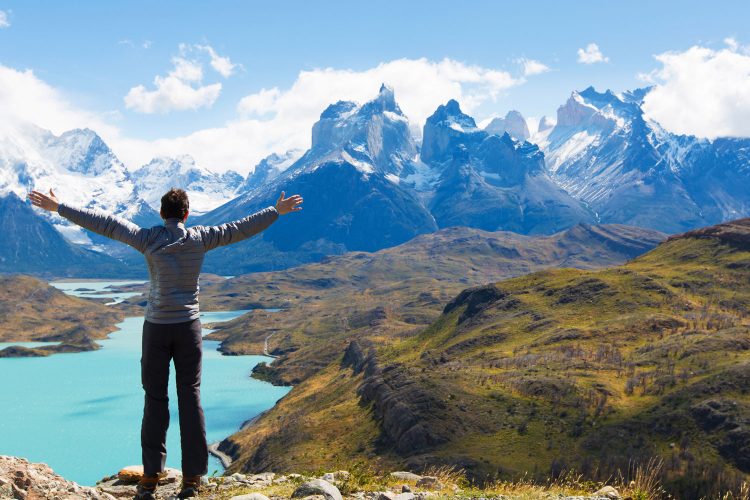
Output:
[58, 203, 279, 323]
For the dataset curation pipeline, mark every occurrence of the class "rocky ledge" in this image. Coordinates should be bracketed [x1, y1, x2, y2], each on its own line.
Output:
[0, 455, 626, 500]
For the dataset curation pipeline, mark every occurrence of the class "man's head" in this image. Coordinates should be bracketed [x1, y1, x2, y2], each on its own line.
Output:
[160, 188, 189, 222]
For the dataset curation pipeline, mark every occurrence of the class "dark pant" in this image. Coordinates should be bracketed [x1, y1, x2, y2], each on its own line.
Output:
[141, 318, 208, 477]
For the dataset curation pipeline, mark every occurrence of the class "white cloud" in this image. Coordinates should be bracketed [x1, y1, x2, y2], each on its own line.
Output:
[237, 87, 281, 115]
[641, 39, 750, 139]
[170, 57, 203, 82]
[124, 46, 225, 114]
[116, 58, 525, 173]
[0, 10, 9, 28]
[196, 44, 237, 78]
[577, 43, 609, 64]
[517, 58, 550, 76]
[0, 57, 525, 174]
[0, 64, 118, 137]
[117, 58, 522, 173]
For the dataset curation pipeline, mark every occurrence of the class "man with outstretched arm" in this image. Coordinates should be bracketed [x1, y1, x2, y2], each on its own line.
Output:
[27, 187, 303, 500]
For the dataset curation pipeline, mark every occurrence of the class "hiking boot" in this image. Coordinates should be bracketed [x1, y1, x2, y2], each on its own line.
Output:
[176, 475, 203, 498]
[133, 473, 160, 500]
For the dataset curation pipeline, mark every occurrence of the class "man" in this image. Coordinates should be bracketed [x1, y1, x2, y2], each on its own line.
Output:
[27, 187, 303, 499]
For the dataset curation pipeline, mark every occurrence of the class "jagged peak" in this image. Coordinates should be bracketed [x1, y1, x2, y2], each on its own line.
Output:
[427, 99, 477, 128]
[484, 110, 530, 140]
[378, 83, 395, 100]
[620, 86, 653, 105]
[319, 100, 357, 120]
[142, 154, 197, 169]
[359, 83, 403, 116]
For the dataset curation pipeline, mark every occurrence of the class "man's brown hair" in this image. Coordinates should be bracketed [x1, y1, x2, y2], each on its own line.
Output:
[160, 188, 189, 220]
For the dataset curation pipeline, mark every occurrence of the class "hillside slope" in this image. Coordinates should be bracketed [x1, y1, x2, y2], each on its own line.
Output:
[216, 218, 750, 499]
[0, 275, 124, 356]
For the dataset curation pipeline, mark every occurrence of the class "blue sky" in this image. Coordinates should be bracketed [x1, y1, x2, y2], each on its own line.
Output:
[1, 0, 748, 173]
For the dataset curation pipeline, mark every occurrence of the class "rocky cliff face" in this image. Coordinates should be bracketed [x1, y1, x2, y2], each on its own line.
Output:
[421, 99, 595, 233]
[484, 110, 530, 141]
[198, 85, 438, 271]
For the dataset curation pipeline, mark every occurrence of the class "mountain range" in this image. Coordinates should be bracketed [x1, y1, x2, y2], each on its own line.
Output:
[535, 86, 750, 232]
[0, 84, 748, 276]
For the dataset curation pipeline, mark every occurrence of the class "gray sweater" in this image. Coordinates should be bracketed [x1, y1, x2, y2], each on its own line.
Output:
[58, 203, 279, 324]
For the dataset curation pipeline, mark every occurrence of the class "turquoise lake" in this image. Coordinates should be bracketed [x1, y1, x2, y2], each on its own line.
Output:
[0, 281, 290, 486]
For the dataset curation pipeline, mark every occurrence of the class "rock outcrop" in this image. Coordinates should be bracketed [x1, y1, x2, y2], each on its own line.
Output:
[0, 455, 632, 500]
[0, 455, 115, 499]
[344, 341, 450, 455]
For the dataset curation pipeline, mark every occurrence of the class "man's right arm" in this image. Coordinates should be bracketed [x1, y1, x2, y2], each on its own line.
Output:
[197, 205, 279, 252]
[58, 203, 150, 253]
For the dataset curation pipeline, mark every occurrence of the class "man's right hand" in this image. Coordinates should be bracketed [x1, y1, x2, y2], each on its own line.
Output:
[28, 189, 60, 212]
[275, 191, 303, 215]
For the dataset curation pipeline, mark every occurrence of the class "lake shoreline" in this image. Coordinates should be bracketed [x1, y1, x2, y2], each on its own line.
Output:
[208, 442, 233, 468]
[1, 297, 290, 485]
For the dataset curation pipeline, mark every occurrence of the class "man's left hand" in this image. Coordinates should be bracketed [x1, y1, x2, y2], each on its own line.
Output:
[275, 191, 303, 215]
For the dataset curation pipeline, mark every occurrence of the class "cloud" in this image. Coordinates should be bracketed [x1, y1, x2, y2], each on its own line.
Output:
[577, 43, 609, 64]
[0, 64, 118, 137]
[0, 10, 9, 28]
[123, 43, 234, 113]
[641, 39, 750, 139]
[517, 58, 550, 76]
[196, 44, 237, 78]
[1, 57, 525, 174]
[115, 58, 526, 173]
[237, 87, 281, 116]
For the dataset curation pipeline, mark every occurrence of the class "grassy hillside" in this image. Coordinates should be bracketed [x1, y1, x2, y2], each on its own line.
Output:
[195, 223, 663, 384]
[217, 218, 750, 499]
[0, 274, 124, 356]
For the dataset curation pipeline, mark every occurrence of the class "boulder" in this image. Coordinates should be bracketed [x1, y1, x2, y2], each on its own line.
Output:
[230, 494, 271, 500]
[389, 471, 422, 482]
[394, 493, 415, 500]
[415, 476, 442, 490]
[593, 486, 621, 499]
[291, 478, 343, 500]
[115, 465, 179, 484]
[321, 470, 349, 482]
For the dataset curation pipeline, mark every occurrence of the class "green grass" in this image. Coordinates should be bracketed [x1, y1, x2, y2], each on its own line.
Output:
[205, 225, 750, 498]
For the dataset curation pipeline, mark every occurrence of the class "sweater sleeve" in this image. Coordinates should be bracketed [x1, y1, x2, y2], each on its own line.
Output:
[197, 205, 279, 252]
[57, 202, 150, 253]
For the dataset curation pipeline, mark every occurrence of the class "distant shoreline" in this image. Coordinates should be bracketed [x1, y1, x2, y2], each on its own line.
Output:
[208, 442, 232, 468]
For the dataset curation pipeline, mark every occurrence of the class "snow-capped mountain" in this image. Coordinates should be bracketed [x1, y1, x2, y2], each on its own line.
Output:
[308, 83, 418, 177]
[131, 155, 243, 215]
[533, 86, 750, 232]
[0, 122, 160, 245]
[421, 100, 594, 233]
[240, 149, 304, 192]
[484, 110, 530, 141]
[4, 82, 749, 277]
[200, 84, 438, 268]
[197, 87, 594, 273]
